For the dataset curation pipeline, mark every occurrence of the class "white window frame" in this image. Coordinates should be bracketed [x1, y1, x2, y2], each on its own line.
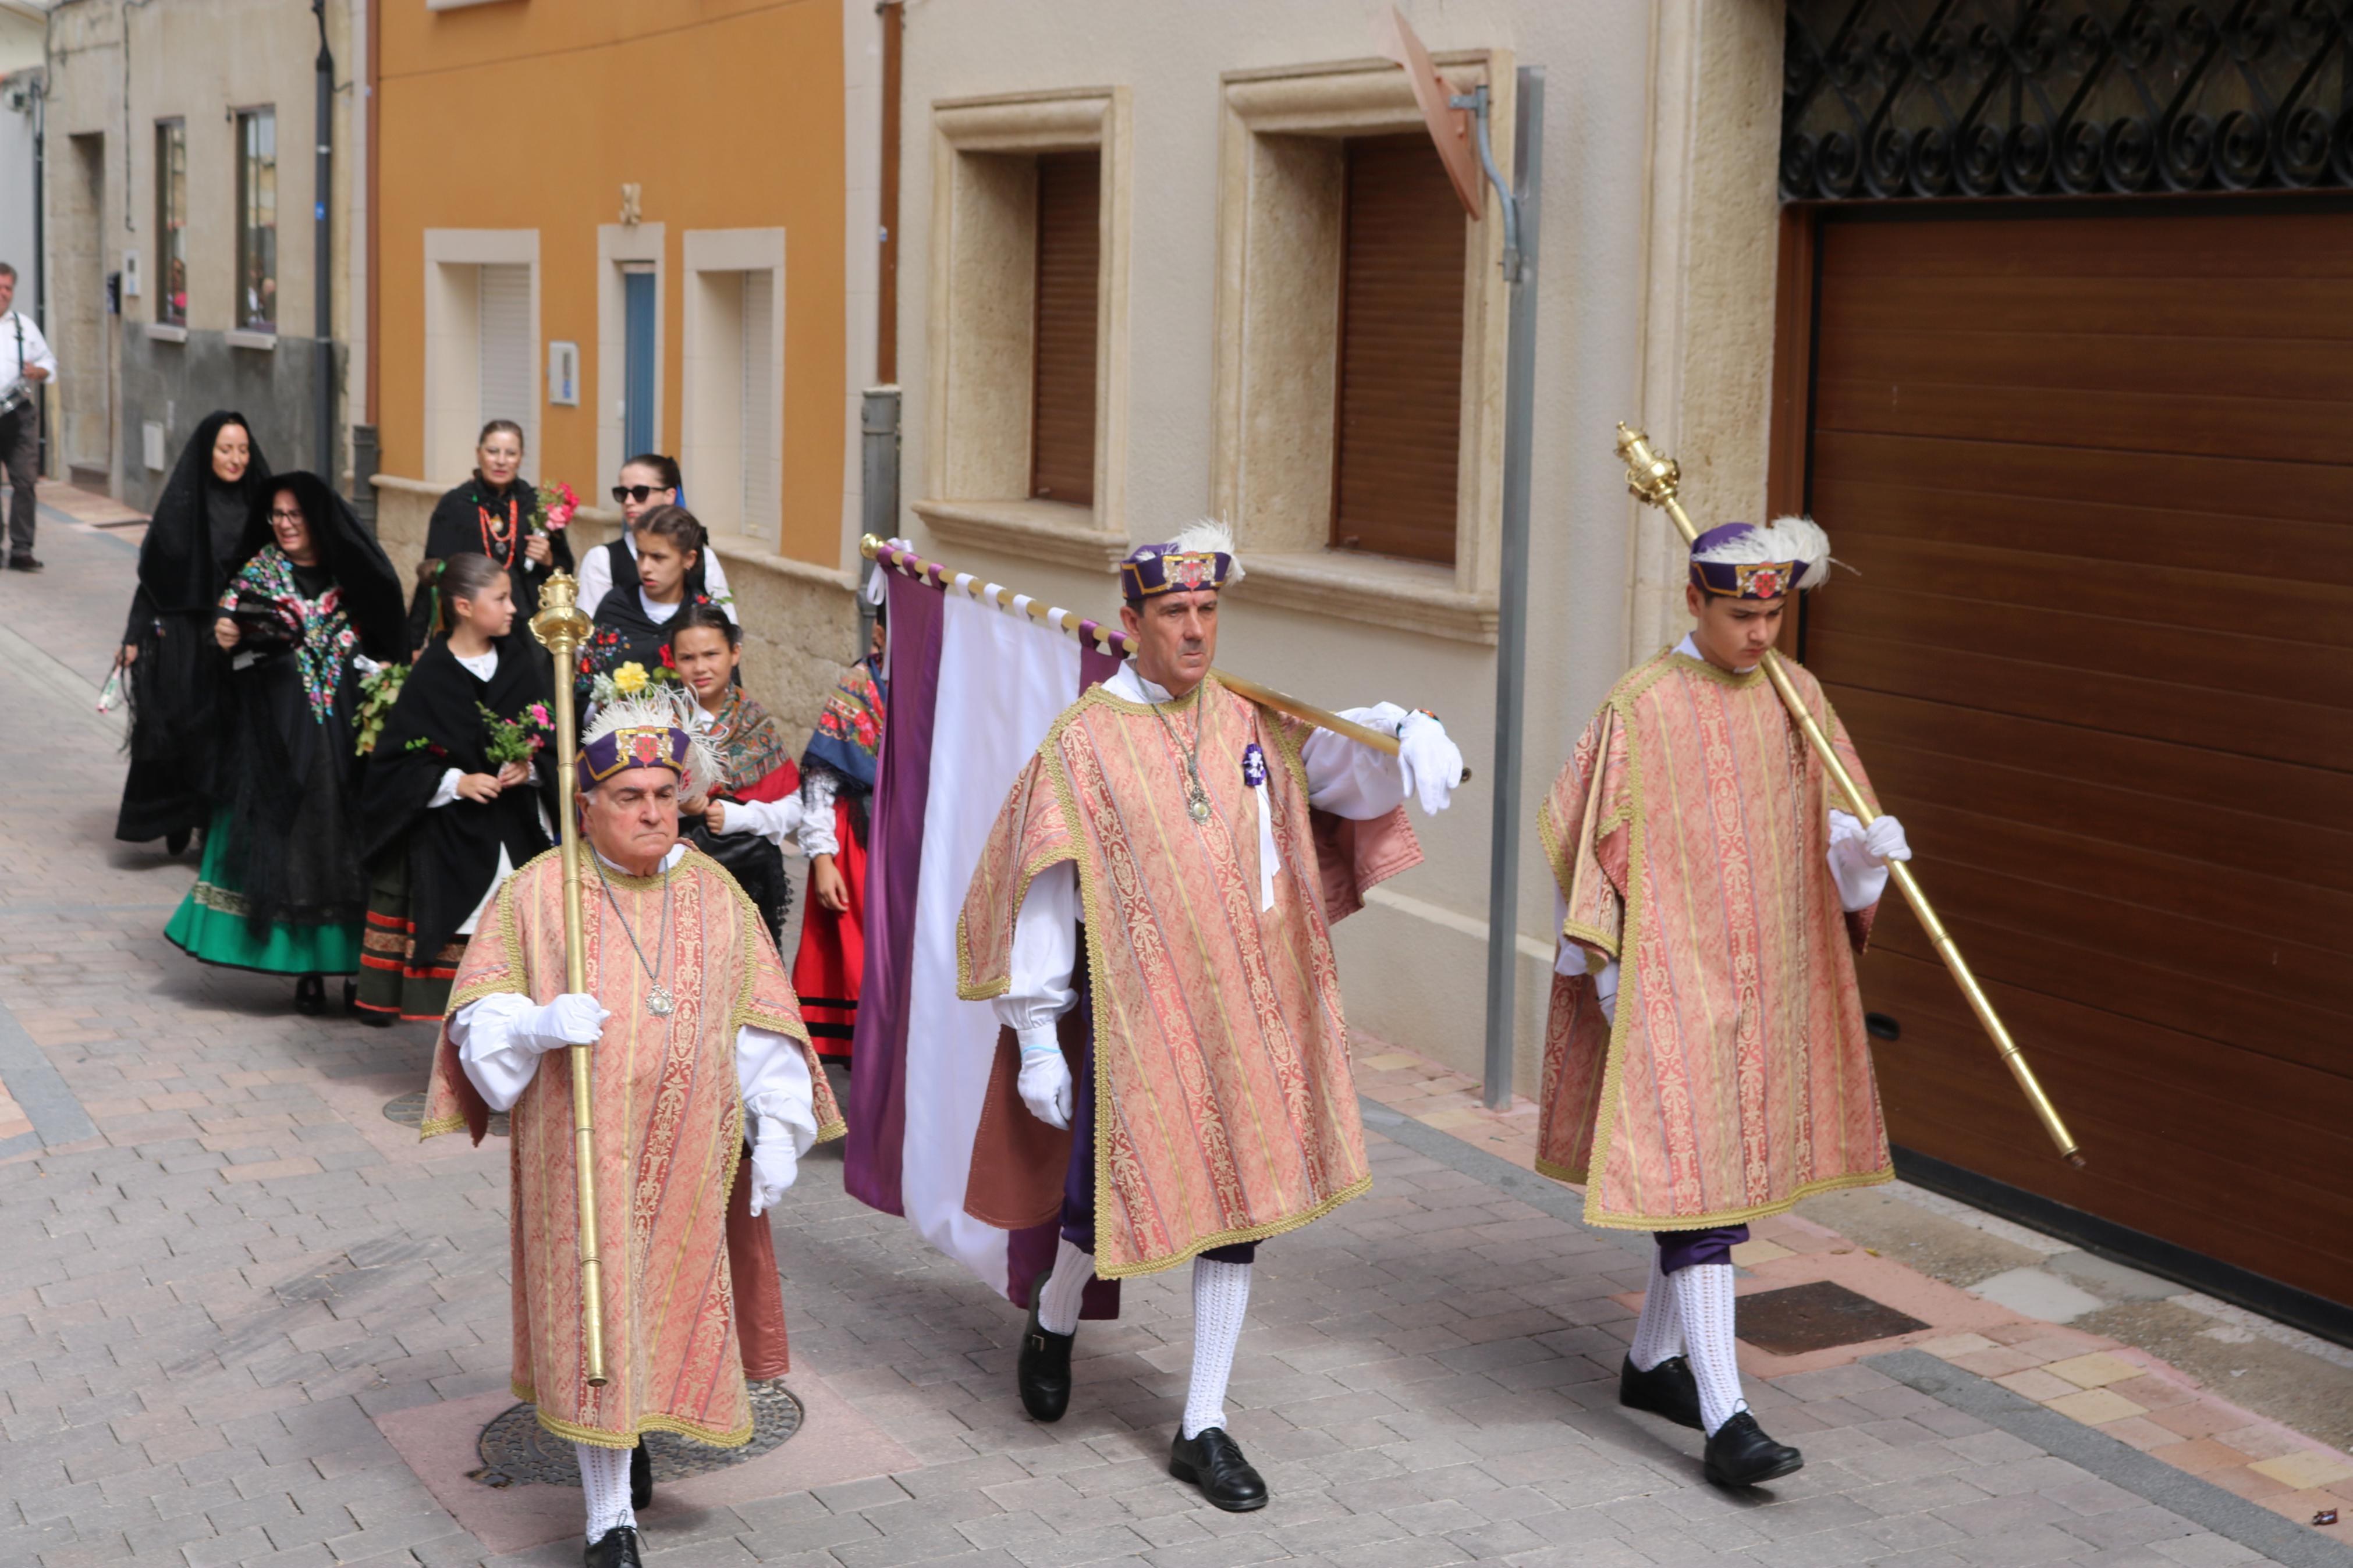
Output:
[679, 227, 785, 546]
[422, 228, 540, 484]
[595, 222, 665, 489]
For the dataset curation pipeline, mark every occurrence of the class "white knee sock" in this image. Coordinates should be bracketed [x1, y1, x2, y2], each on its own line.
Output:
[1036, 1238, 1094, 1336]
[1671, 1262, 1748, 1435]
[1182, 1257, 1252, 1439]
[1629, 1247, 1684, 1371]
[576, 1442, 636, 1540]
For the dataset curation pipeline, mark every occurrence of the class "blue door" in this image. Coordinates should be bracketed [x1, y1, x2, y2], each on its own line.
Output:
[623, 269, 656, 457]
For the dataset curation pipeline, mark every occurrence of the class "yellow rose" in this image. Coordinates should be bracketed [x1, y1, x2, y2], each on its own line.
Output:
[613, 662, 648, 695]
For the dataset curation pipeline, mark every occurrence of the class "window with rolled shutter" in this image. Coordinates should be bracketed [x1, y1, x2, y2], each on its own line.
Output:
[477, 263, 534, 456]
[1030, 151, 1099, 507]
[1331, 133, 1464, 565]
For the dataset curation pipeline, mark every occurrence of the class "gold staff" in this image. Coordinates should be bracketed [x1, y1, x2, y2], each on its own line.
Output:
[1612, 426, 2082, 1165]
[528, 571, 611, 1385]
[859, 535, 1468, 778]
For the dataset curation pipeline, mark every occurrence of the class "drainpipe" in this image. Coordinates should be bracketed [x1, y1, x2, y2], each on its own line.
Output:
[311, 0, 334, 482]
[29, 55, 44, 477]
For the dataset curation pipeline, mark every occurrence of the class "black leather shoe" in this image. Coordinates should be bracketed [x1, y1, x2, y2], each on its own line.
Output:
[6, 554, 40, 572]
[1168, 1427, 1268, 1512]
[293, 975, 325, 1015]
[584, 1526, 641, 1568]
[1704, 1410, 1804, 1488]
[1619, 1353, 1702, 1430]
[630, 1439, 651, 1509]
[165, 829, 190, 856]
[1016, 1268, 1074, 1422]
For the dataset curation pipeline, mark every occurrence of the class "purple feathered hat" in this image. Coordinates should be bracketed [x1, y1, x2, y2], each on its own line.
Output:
[1120, 520, 1244, 605]
[1688, 516, 1832, 600]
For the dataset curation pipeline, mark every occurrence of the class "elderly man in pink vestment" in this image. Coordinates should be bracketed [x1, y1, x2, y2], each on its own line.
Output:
[421, 697, 842, 1568]
[956, 522, 1464, 1512]
[1536, 515, 1913, 1491]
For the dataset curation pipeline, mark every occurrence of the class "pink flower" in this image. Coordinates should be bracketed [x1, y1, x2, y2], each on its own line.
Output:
[528, 703, 552, 727]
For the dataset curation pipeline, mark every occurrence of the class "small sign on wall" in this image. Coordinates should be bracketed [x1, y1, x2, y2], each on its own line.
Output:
[548, 340, 580, 407]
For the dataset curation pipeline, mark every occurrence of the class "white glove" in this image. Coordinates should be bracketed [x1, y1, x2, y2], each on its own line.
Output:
[1864, 813, 1911, 863]
[1396, 711, 1463, 816]
[747, 1114, 798, 1217]
[1017, 1039, 1073, 1130]
[1827, 810, 1909, 913]
[514, 993, 611, 1055]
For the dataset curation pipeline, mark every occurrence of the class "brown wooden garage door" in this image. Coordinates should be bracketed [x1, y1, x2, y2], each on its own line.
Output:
[1796, 206, 2353, 1311]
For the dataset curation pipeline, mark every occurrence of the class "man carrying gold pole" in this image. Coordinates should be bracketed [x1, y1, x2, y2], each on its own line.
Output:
[417, 575, 844, 1568]
[1531, 489, 1926, 1492]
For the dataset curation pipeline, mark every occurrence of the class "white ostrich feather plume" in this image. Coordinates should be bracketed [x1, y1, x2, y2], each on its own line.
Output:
[1171, 518, 1245, 584]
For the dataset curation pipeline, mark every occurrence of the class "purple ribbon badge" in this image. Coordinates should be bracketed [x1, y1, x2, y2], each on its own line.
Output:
[1241, 742, 1268, 790]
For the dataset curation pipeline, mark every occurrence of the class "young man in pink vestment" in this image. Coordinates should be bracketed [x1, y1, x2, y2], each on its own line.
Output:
[420, 698, 843, 1568]
[957, 522, 1464, 1512]
[1536, 517, 1911, 1490]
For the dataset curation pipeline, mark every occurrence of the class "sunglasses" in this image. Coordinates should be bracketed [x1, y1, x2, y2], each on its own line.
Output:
[612, 484, 669, 504]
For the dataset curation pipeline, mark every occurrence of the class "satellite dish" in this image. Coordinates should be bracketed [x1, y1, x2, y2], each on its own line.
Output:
[1371, 4, 1484, 219]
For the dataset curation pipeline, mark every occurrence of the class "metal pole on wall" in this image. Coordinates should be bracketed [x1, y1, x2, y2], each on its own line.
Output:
[1478, 68, 1544, 1109]
[858, 385, 900, 648]
[312, 1, 335, 482]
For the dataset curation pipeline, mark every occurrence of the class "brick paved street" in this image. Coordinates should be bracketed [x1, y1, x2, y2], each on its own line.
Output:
[2, 492, 2347, 1568]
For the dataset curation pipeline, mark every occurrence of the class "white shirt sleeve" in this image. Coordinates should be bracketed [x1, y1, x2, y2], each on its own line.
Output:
[1553, 890, 1619, 1020]
[992, 859, 1080, 1048]
[576, 542, 612, 619]
[449, 993, 548, 1112]
[427, 767, 464, 809]
[798, 766, 840, 858]
[715, 794, 804, 848]
[737, 1025, 819, 1155]
[1300, 704, 1412, 820]
[702, 546, 738, 624]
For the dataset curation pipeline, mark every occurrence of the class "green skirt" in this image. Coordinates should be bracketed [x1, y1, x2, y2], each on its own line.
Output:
[164, 807, 363, 977]
[354, 854, 465, 1022]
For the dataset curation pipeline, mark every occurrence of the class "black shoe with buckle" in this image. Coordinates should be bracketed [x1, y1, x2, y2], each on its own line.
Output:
[1016, 1267, 1074, 1422]
[1168, 1427, 1268, 1512]
[630, 1439, 651, 1510]
[584, 1526, 641, 1568]
[1619, 1353, 1703, 1430]
[1703, 1410, 1804, 1488]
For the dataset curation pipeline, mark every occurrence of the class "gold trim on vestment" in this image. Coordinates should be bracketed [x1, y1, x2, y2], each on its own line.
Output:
[1531, 1159, 1892, 1229]
[1093, 1171, 1375, 1279]
[519, 1381, 757, 1451]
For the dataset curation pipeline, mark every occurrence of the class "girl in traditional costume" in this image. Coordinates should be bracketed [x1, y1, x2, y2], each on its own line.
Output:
[791, 602, 886, 1064]
[576, 453, 734, 621]
[356, 553, 555, 1025]
[115, 412, 276, 852]
[579, 504, 714, 695]
[404, 419, 573, 653]
[164, 473, 404, 1013]
[670, 603, 800, 949]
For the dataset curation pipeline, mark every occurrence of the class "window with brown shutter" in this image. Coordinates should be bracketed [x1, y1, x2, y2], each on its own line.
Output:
[1030, 151, 1101, 507]
[1331, 133, 1465, 565]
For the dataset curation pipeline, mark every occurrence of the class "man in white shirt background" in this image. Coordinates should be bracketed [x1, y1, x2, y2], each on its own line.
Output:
[0, 261, 58, 571]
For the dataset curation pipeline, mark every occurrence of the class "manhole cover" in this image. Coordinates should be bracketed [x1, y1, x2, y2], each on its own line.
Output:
[1734, 1279, 1928, 1356]
[467, 1379, 804, 1488]
[383, 1090, 507, 1138]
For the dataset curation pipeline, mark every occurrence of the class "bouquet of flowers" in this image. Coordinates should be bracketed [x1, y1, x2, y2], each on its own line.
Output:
[353, 662, 410, 756]
[586, 658, 681, 708]
[478, 701, 553, 767]
[536, 481, 579, 532]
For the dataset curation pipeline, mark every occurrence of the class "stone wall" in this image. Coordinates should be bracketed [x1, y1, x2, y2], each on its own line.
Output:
[117, 327, 342, 513]
[371, 475, 864, 743]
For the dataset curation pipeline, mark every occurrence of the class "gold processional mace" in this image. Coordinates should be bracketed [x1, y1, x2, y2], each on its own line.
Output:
[528, 572, 611, 1385]
[1612, 425, 2084, 1167]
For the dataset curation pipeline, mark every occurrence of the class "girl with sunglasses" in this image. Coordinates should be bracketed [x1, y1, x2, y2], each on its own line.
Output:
[576, 453, 736, 621]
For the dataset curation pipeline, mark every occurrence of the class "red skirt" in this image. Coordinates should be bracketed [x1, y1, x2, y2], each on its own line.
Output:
[791, 797, 865, 1062]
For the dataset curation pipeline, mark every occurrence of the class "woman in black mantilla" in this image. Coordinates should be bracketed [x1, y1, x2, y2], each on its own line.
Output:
[164, 472, 406, 1014]
[115, 412, 276, 851]
[357, 553, 554, 1025]
[404, 419, 573, 653]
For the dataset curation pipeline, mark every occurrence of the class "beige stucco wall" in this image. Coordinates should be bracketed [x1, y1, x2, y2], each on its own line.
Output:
[893, 0, 1784, 1094]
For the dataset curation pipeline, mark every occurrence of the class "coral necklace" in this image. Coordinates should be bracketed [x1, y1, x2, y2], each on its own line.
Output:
[476, 489, 521, 567]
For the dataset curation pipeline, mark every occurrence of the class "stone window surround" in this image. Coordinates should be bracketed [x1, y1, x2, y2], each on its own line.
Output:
[679, 226, 787, 548]
[421, 227, 539, 483]
[912, 86, 1133, 573]
[1211, 52, 1512, 646]
[594, 222, 665, 494]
